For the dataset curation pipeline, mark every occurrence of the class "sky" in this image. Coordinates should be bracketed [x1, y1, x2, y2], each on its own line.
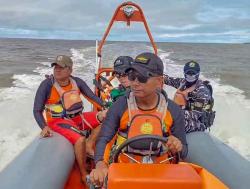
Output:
[0, 0, 250, 43]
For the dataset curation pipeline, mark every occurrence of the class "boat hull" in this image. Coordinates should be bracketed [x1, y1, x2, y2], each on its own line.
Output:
[186, 132, 250, 189]
[1, 131, 249, 189]
[0, 133, 75, 189]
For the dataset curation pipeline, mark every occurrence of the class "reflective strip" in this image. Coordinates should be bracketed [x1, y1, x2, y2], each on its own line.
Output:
[45, 104, 64, 118]
[127, 93, 138, 126]
[45, 104, 63, 113]
[156, 93, 168, 125]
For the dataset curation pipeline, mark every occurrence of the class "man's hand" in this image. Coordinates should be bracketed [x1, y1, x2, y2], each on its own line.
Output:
[166, 135, 183, 154]
[163, 74, 169, 81]
[40, 126, 52, 138]
[187, 92, 195, 101]
[97, 109, 108, 122]
[90, 161, 108, 187]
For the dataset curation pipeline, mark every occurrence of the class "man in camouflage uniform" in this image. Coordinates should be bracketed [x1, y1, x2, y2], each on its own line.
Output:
[164, 61, 215, 133]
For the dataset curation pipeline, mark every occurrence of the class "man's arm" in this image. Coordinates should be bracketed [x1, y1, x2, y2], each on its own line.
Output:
[33, 79, 51, 129]
[164, 75, 183, 89]
[74, 77, 104, 108]
[168, 101, 188, 159]
[94, 97, 127, 163]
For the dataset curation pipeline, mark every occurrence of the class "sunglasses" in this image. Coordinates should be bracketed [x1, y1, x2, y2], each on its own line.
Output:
[127, 71, 151, 83]
[114, 72, 128, 79]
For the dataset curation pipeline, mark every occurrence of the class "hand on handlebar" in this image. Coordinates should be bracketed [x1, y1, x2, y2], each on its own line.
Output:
[166, 135, 183, 154]
[90, 161, 108, 187]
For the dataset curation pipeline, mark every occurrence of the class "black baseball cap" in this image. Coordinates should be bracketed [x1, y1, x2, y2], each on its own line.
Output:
[184, 60, 200, 75]
[126, 52, 163, 77]
[113, 56, 133, 73]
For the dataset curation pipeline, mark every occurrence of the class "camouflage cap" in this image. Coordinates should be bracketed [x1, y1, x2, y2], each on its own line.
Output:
[51, 55, 73, 68]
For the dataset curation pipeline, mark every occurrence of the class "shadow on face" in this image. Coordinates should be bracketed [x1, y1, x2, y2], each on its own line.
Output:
[53, 65, 72, 81]
[118, 76, 130, 88]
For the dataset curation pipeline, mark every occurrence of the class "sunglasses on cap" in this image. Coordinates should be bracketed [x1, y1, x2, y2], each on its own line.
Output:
[114, 72, 128, 79]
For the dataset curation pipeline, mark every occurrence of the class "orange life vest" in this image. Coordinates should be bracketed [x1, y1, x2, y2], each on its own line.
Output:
[114, 92, 175, 163]
[45, 77, 83, 121]
[127, 92, 167, 138]
[116, 92, 170, 147]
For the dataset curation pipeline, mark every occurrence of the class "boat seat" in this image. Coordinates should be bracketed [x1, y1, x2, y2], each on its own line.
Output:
[108, 163, 202, 189]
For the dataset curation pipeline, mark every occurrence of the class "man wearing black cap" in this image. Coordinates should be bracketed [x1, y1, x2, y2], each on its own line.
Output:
[97, 56, 132, 107]
[164, 61, 215, 133]
[33, 55, 107, 182]
[90, 52, 187, 186]
[110, 56, 133, 101]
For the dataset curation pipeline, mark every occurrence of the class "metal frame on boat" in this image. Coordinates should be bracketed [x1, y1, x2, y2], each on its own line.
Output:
[94, 1, 158, 103]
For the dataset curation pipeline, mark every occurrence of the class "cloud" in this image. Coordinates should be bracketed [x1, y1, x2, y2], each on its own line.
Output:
[155, 29, 250, 43]
[158, 30, 250, 38]
[0, 27, 92, 39]
[158, 24, 201, 31]
[0, 0, 250, 43]
[197, 7, 250, 23]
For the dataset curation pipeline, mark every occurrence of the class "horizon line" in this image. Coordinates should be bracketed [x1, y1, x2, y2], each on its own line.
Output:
[0, 36, 246, 44]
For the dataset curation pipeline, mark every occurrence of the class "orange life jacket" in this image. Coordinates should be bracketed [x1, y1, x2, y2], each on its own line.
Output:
[127, 92, 167, 138]
[114, 92, 175, 163]
[45, 77, 83, 121]
[116, 92, 170, 147]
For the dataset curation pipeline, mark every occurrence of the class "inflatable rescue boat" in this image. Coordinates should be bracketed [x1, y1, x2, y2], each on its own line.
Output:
[0, 2, 249, 189]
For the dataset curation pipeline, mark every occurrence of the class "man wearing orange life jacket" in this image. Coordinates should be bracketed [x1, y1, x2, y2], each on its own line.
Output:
[90, 52, 187, 186]
[164, 61, 215, 133]
[33, 55, 107, 183]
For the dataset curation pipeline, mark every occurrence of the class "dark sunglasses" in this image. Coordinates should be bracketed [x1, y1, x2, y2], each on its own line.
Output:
[114, 72, 128, 79]
[128, 71, 150, 83]
[185, 70, 197, 76]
